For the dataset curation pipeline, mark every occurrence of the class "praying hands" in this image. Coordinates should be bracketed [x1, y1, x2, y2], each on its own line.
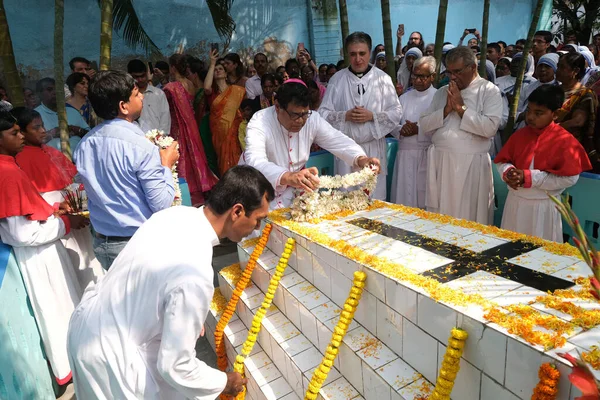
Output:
[345, 106, 374, 123]
[504, 168, 525, 190]
[444, 81, 466, 118]
[400, 120, 418, 137]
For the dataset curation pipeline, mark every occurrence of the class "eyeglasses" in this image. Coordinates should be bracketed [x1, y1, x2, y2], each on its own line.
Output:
[411, 73, 433, 81]
[283, 108, 312, 121]
[446, 64, 473, 76]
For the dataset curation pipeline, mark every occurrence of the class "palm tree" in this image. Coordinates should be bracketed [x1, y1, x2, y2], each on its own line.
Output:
[478, 0, 490, 79]
[100, 0, 113, 70]
[0, 0, 24, 106]
[381, 0, 396, 83]
[432, 0, 448, 85]
[55, 0, 70, 158]
[339, 0, 349, 65]
[502, 0, 545, 143]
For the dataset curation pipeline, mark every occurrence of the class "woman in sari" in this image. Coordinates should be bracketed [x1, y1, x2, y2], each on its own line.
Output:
[163, 54, 218, 205]
[66, 72, 98, 128]
[556, 53, 600, 172]
[223, 53, 247, 88]
[205, 50, 246, 176]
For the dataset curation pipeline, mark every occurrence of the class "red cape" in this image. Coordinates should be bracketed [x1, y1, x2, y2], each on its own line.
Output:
[495, 122, 592, 176]
[15, 145, 77, 193]
[0, 155, 55, 221]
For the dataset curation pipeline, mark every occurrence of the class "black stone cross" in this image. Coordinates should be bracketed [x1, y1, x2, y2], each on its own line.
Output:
[347, 218, 575, 292]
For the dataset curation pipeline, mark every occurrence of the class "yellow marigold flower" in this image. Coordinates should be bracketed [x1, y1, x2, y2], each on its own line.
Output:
[354, 281, 365, 289]
[343, 304, 355, 312]
[448, 338, 465, 350]
[450, 328, 469, 341]
[235, 355, 245, 365]
[334, 326, 346, 336]
[435, 384, 452, 396]
[325, 350, 337, 360]
[332, 334, 343, 342]
[437, 377, 454, 390]
[314, 369, 328, 380]
[439, 369, 457, 381]
[353, 271, 367, 282]
[341, 310, 354, 319]
[446, 348, 463, 359]
[443, 355, 460, 366]
[346, 298, 359, 307]
[308, 382, 320, 393]
[350, 287, 362, 296]
[331, 338, 341, 347]
[318, 364, 331, 374]
[338, 322, 349, 330]
[305, 391, 318, 400]
[322, 359, 333, 368]
[264, 293, 274, 301]
[287, 238, 295, 244]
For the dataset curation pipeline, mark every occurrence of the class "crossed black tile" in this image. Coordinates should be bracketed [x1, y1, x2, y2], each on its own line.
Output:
[347, 218, 574, 292]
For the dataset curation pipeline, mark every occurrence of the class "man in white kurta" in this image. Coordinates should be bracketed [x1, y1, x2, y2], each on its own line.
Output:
[241, 80, 379, 209]
[67, 166, 269, 399]
[319, 32, 402, 200]
[391, 56, 437, 208]
[420, 46, 503, 224]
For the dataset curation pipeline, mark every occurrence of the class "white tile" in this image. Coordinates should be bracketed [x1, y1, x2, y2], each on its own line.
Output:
[283, 289, 302, 329]
[271, 321, 301, 344]
[338, 342, 364, 393]
[304, 366, 342, 395]
[459, 315, 507, 384]
[552, 260, 593, 282]
[312, 301, 341, 323]
[385, 278, 418, 323]
[298, 289, 328, 311]
[262, 311, 289, 333]
[280, 392, 301, 400]
[287, 245, 299, 272]
[285, 356, 304, 397]
[259, 255, 281, 272]
[316, 320, 334, 355]
[281, 333, 313, 357]
[400, 249, 453, 274]
[491, 286, 546, 307]
[363, 267, 386, 302]
[323, 313, 360, 333]
[316, 244, 339, 268]
[252, 267, 271, 294]
[245, 351, 272, 373]
[504, 337, 543, 397]
[377, 357, 419, 391]
[291, 346, 323, 373]
[273, 280, 287, 315]
[376, 300, 403, 357]
[569, 325, 600, 351]
[280, 272, 306, 289]
[509, 248, 579, 275]
[343, 326, 378, 352]
[362, 363, 392, 400]
[354, 289, 378, 335]
[269, 339, 288, 377]
[337, 256, 362, 280]
[254, 362, 283, 386]
[417, 295, 457, 345]
[357, 340, 398, 369]
[421, 228, 463, 244]
[258, 327, 273, 358]
[453, 233, 508, 252]
[481, 374, 519, 400]
[438, 343, 481, 400]
[245, 293, 264, 310]
[288, 280, 319, 299]
[262, 376, 293, 400]
[299, 304, 319, 347]
[402, 319, 438, 383]
[395, 219, 443, 234]
[439, 224, 477, 237]
[226, 318, 247, 334]
[396, 378, 434, 400]
[320, 377, 360, 400]
[296, 244, 315, 284]
[312, 255, 333, 298]
[445, 270, 522, 299]
[330, 267, 352, 308]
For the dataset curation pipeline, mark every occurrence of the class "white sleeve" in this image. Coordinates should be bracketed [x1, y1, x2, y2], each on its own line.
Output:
[313, 113, 366, 167]
[419, 89, 448, 135]
[530, 171, 580, 191]
[459, 85, 503, 139]
[157, 281, 228, 399]
[245, 80, 259, 100]
[318, 82, 347, 130]
[369, 76, 403, 140]
[495, 162, 515, 181]
[159, 91, 172, 135]
[0, 215, 65, 247]
[244, 116, 288, 192]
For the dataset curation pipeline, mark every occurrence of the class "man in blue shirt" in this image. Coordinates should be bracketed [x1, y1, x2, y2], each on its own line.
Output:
[74, 71, 179, 270]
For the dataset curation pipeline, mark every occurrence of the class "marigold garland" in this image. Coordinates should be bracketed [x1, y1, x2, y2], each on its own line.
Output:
[531, 362, 560, 399]
[304, 271, 367, 400]
[214, 224, 272, 375]
[582, 345, 600, 370]
[430, 328, 468, 400]
[231, 238, 295, 400]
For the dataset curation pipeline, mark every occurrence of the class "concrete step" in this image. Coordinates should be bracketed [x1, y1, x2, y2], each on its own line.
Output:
[217, 259, 433, 400]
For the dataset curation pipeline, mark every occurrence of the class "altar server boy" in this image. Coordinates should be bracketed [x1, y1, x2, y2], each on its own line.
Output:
[494, 85, 592, 242]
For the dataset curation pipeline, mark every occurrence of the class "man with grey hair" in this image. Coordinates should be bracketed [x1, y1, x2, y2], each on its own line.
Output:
[319, 31, 402, 200]
[391, 56, 437, 208]
[420, 46, 502, 224]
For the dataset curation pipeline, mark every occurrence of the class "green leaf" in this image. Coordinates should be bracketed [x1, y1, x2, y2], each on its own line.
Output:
[206, 0, 236, 45]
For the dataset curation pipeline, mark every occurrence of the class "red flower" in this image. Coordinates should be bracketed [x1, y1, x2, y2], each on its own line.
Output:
[558, 353, 600, 399]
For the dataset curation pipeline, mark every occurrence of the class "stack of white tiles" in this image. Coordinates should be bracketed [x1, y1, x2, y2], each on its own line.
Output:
[207, 212, 587, 400]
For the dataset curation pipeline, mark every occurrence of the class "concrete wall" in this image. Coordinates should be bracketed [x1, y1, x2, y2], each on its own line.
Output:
[4, 0, 534, 87]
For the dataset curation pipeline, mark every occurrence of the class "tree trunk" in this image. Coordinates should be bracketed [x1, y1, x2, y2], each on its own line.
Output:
[433, 0, 448, 86]
[478, 0, 490, 79]
[502, 0, 545, 144]
[339, 0, 349, 65]
[0, 0, 24, 106]
[55, 0, 70, 159]
[100, 0, 113, 70]
[380, 0, 396, 83]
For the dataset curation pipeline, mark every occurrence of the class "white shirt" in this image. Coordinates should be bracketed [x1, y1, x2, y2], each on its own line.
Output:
[245, 75, 263, 100]
[240, 106, 366, 209]
[67, 206, 227, 400]
[137, 85, 172, 134]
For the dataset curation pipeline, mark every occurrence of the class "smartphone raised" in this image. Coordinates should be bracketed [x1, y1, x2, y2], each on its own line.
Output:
[148, 61, 153, 72]
[468, 28, 477, 34]
[298, 42, 305, 52]
[211, 42, 219, 52]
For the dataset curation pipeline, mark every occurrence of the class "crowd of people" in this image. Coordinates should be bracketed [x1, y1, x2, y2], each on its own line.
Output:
[0, 25, 598, 399]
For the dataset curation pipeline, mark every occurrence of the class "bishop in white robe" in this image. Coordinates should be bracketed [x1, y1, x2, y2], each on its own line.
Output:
[319, 61, 402, 200]
[420, 47, 503, 224]
[391, 58, 437, 208]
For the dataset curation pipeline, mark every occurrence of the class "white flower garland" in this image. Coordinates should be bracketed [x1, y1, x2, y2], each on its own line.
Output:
[145, 129, 182, 206]
[290, 166, 377, 222]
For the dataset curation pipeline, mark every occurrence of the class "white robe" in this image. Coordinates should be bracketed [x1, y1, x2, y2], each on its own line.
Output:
[420, 76, 503, 224]
[496, 75, 538, 115]
[391, 86, 437, 208]
[0, 215, 81, 383]
[319, 67, 403, 200]
[67, 206, 228, 400]
[42, 190, 104, 290]
[240, 106, 366, 209]
[496, 159, 578, 242]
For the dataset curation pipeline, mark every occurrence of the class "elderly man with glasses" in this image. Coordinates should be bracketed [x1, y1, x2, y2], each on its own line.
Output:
[240, 79, 380, 209]
[419, 46, 503, 225]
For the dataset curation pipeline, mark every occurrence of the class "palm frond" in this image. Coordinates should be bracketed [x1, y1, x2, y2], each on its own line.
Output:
[97, 0, 161, 55]
[206, 0, 236, 46]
